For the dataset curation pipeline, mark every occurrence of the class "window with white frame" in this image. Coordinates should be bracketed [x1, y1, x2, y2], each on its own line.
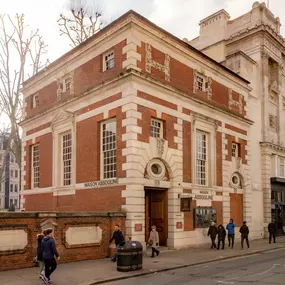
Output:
[196, 75, 205, 91]
[14, 199, 17, 207]
[10, 184, 13, 192]
[279, 157, 285, 177]
[62, 133, 72, 186]
[10, 199, 13, 206]
[15, 170, 18, 178]
[196, 131, 207, 185]
[151, 119, 163, 138]
[64, 77, 71, 92]
[232, 142, 240, 158]
[103, 50, 114, 71]
[102, 120, 116, 179]
[33, 93, 39, 108]
[32, 145, 40, 188]
[14, 184, 18, 192]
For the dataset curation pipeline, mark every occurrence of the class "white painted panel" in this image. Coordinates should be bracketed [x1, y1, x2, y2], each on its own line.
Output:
[65, 226, 102, 245]
[0, 229, 28, 251]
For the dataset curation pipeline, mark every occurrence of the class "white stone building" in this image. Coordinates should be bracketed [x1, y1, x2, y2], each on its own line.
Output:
[0, 134, 20, 210]
[187, 1, 285, 236]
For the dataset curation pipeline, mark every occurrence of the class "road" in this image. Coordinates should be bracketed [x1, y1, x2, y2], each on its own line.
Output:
[104, 248, 285, 285]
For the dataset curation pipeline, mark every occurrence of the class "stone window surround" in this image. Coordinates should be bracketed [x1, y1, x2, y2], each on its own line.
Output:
[192, 117, 216, 188]
[100, 119, 117, 180]
[150, 118, 163, 138]
[52, 116, 76, 190]
[103, 49, 115, 72]
[31, 144, 40, 189]
[32, 93, 39, 108]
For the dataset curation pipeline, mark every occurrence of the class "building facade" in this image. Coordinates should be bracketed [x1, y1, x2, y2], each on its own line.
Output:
[188, 1, 285, 236]
[0, 134, 20, 209]
[21, 11, 253, 248]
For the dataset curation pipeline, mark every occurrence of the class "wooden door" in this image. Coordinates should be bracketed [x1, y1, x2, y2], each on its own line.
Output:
[145, 190, 168, 246]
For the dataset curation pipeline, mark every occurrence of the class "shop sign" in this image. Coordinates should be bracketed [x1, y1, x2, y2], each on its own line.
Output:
[194, 194, 213, 200]
[84, 178, 119, 188]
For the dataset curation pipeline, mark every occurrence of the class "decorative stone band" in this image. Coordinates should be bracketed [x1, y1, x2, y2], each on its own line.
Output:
[145, 43, 170, 82]
[228, 88, 243, 115]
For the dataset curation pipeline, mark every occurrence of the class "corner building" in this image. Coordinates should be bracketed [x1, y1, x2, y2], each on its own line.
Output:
[21, 11, 253, 248]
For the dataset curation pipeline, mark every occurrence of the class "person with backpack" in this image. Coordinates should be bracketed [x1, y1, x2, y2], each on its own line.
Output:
[41, 229, 60, 284]
[239, 221, 250, 249]
[109, 224, 124, 262]
[36, 233, 45, 280]
[217, 224, 226, 250]
[207, 222, 218, 249]
[226, 218, 236, 249]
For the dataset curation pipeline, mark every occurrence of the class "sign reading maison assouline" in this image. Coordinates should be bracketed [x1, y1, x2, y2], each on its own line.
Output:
[84, 178, 119, 188]
[194, 194, 213, 200]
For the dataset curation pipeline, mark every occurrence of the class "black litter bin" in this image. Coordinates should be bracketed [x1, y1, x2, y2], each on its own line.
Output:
[117, 241, 143, 272]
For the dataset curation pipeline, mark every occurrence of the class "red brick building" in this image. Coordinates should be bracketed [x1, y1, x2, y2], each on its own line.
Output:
[21, 11, 252, 248]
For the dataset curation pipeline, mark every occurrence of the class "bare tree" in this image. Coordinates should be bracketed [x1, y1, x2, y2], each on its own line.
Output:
[58, 0, 103, 47]
[0, 14, 48, 169]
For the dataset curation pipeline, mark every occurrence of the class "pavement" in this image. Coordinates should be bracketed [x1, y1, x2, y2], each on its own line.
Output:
[106, 246, 285, 285]
[0, 236, 284, 285]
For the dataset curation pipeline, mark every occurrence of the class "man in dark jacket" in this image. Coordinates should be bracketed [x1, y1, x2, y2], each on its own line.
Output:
[239, 221, 250, 249]
[41, 229, 60, 284]
[208, 222, 218, 249]
[217, 225, 226, 250]
[268, 221, 277, 244]
[109, 224, 124, 262]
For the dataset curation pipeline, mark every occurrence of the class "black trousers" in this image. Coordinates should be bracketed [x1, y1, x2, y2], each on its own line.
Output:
[44, 258, 57, 279]
[210, 237, 216, 248]
[228, 234, 235, 248]
[269, 233, 276, 243]
[217, 239, 225, 249]
[241, 236, 250, 248]
[151, 247, 159, 257]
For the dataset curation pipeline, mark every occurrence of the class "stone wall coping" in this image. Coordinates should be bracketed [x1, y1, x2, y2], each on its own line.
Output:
[0, 212, 126, 219]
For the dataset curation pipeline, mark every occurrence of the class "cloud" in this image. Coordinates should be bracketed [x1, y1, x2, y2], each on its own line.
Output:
[2, 0, 285, 62]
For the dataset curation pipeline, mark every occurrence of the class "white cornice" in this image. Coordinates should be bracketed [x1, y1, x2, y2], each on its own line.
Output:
[260, 142, 285, 153]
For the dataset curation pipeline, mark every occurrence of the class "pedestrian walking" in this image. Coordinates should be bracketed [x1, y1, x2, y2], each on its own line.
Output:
[36, 233, 45, 280]
[268, 221, 277, 244]
[148, 225, 160, 258]
[226, 218, 236, 249]
[239, 221, 250, 249]
[41, 229, 60, 284]
[207, 222, 218, 249]
[109, 224, 124, 262]
[217, 224, 226, 250]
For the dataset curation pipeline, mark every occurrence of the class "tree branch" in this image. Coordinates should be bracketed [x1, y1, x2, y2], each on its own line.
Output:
[57, 3, 103, 47]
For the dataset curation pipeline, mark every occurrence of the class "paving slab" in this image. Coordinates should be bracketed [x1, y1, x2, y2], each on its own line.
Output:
[0, 237, 284, 285]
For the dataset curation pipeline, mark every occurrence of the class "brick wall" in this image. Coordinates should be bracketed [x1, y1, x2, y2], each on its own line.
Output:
[137, 42, 246, 117]
[225, 134, 248, 164]
[183, 121, 192, 183]
[24, 40, 127, 119]
[24, 186, 126, 212]
[0, 212, 126, 271]
[216, 131, 223, 186]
